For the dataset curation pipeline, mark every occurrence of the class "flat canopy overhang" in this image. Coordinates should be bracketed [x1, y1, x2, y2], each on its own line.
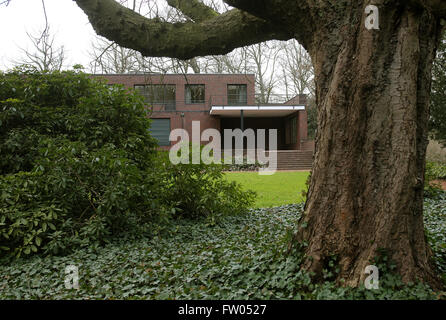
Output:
[210, 105, 305, 117]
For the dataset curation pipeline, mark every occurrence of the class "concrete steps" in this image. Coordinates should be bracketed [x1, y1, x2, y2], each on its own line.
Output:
[266, 150, 313, 170]
[300, 140, 315, 152]
[223, 144, 315, 171]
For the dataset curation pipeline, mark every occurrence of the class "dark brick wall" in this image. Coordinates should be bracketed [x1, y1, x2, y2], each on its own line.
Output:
[284, 94, 308, 143]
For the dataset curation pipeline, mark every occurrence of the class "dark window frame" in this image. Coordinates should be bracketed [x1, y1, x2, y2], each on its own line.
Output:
[150, 118, 171, 146]
[134, 84, 176, 110]
[227, 84, 248, 105]
[185, 84, 206, 104]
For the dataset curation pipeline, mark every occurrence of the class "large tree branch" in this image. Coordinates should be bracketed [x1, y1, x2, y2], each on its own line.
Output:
[75, 0, 290, 60]
[166, 0, 219, 22]
[223, 0, 314, 49]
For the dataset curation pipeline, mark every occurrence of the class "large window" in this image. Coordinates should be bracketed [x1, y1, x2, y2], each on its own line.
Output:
[227, 84, 247, 105]
[185, 84, 205, 104]
[150, 118, 171, 146]
[135, 84, 176, 110]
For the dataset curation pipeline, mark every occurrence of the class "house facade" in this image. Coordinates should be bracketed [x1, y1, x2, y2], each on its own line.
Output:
[94, 74, 309, 152]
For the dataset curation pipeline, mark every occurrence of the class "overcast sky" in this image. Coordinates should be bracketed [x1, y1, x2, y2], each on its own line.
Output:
[0, 0, 97, 70]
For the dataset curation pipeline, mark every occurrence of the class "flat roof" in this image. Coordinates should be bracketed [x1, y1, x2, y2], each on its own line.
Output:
[210, 105, 305, 118]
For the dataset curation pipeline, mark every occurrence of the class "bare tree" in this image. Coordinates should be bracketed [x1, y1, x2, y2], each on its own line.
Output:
[11, 0, 65, 72]
[13, 26, 65, 72]
[201, 50, 249, 74]
[280, 40, 315, 99]
[244, 42, 282, 103]
[89, 37, 140, 74]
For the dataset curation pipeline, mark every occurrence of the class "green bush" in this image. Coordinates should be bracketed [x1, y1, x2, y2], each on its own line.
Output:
[0, 67, 162, 257]
[156, 151, 256, 222]
[425, 161, 445, 198]
[0, 67, 254, 258]
[430, 162, 446, 180]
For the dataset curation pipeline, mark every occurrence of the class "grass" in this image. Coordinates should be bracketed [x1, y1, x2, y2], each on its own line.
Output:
[224, 171, 310, 208]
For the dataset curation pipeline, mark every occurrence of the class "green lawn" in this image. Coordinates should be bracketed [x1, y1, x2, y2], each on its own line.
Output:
[224, 171, 310, 208]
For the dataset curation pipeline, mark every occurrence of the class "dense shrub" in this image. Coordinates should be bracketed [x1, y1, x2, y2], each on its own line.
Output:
[224, 161, 266, 172]
[155, 151, 255, 222]
[0, 66, 157, 173]
[428, 161, 446, 180]
[1, 67, 254, 259]
[0, 67, 164, 257]
[425, 161, 446, 198]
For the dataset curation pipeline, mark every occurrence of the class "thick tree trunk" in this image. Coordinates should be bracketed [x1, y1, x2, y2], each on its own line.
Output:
[296, 3, 443, 288]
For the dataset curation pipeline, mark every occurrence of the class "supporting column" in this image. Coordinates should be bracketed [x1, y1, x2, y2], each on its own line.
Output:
[240, 109, 244, 131]
[240, 109, 244, 152]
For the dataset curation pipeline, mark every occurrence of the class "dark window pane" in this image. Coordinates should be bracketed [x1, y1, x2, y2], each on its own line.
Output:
[227, 84, 247, 105]
[186, 84, 205, 104]
[150, 118, 171, 146]
[134, 84, 176, 110]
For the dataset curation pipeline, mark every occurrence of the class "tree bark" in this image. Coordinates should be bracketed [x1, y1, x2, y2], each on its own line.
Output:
[296, 2, 443, 288]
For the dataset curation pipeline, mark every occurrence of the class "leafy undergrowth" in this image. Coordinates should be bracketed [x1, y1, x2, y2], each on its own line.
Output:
[425, 194, 446, 282]
[0, 202, 445, 300]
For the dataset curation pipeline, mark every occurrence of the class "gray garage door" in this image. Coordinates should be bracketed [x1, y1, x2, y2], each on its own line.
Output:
[150, 118, 171, 146]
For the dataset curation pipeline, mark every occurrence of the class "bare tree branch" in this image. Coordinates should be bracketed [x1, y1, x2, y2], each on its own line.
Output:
[40, 0, 49, 43]
[13, 26, 65, 72]
[279, 40, 314, 98]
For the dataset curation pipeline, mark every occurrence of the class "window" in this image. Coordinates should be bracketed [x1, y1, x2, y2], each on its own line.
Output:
[150, 119, 171, 146]
[227, 84, 247, 105]
[135, 84, 176, 110]
[185, 84, 205, 104]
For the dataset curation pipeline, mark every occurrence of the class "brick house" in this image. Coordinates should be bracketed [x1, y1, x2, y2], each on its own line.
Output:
[95, 74, 310, 156]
